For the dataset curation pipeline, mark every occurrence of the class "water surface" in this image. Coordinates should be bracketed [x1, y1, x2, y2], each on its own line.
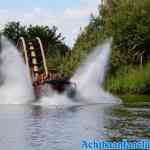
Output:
[0, 98, 150, 150]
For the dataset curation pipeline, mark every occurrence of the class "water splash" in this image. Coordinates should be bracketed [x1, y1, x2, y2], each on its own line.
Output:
[0, 36, 34, 104]
[40, 40, 120, 105]
[71, 40, 111, 86]
[71, 40, 120, 104]
[0, 37, 120, 105]
[37, 84, 75, 106]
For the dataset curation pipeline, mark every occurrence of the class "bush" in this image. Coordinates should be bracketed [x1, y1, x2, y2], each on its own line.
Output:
[105, 64, 150, 94]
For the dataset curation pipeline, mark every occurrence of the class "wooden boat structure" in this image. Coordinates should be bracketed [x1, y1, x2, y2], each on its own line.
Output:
[17, 37, 76, 98]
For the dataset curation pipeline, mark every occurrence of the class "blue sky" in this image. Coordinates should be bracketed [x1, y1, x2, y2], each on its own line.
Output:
[0, 0, 80, 11]
[0, 0, 100, 46]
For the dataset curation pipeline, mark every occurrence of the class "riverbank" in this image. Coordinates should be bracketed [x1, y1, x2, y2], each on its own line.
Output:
[119, 95, 150, 104]
[105, 64, 150, 95]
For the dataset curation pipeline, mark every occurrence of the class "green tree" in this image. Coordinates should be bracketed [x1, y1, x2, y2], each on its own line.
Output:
[101, 0, 150, 68]
[3, 22, 27, 44]
[72, 0, 150, 74]
[2, 21, 70, 73]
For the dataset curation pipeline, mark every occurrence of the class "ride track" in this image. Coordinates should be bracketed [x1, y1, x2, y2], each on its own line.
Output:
[16, 37, 76, 98]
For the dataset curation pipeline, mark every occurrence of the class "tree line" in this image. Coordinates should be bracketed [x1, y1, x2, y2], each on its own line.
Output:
[1, 21, 70, 76]
[1, 0, 150, 79]
[72, 0, 150, 75]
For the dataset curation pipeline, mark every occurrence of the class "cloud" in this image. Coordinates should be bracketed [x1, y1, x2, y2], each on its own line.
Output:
[0, 0, 100, 47]
[63, 8, 92, 19]
[60, 0, 100, 46]
[22, 8, 57, 25]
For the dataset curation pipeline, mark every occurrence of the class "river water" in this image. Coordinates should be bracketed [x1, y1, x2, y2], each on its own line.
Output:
[0, 100, 150, 150]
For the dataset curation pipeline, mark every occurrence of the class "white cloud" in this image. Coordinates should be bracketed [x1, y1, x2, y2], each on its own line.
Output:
[0, 0, 100, 47]
[63, 8, 92, 19]
[22, 8, 57, 26]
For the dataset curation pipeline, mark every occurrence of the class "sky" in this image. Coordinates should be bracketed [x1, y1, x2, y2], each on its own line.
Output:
[0, 0, 100, 47]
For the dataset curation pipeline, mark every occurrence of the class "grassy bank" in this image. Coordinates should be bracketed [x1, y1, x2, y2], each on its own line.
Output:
[119, 95, 150, 104]
[105, 64, 150, 95]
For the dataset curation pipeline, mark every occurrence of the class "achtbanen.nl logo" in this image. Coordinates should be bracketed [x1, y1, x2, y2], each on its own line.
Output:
[81, 139, 150, 149]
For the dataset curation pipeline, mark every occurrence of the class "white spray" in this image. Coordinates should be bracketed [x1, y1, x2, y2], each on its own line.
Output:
[0, 36, 34, 104]
[0, 37, 119, 105]
[40, 40, 120, 105]
[71, 40, 120, 104]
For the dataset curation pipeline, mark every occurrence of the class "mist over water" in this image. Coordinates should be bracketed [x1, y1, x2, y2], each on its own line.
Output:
[71, 40, 120, 104]
[0, 37, 34, 104]
[0, 37, 120, 105]
[36, 84, 75, 106]
[71, 41, 111, 86]
[41, 40, 120, 105]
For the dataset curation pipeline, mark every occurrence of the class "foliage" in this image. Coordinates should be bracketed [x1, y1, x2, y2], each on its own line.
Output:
[120, 95, 150, 103]
[1, 0, 150, 85]
[72, 0, 150, 73]
[70, 0, 150, 94]
[2, 21, 69, 71]
[105, 64, 150, 94]
[101, 0, 150, 69]
[3, 22, 27, 43]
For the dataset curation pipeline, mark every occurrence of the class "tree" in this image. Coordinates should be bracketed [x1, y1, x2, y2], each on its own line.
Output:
[101, 0, 150, 67]
[3, 22, 27, 44]
[72, 0, 150, 74]
[2, 21, 70, 73]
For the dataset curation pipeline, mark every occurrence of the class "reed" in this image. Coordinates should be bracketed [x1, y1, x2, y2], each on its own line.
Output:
[105, 64, 150, 94]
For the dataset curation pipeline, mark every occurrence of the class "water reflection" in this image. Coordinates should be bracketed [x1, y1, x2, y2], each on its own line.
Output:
[1, 103, 149, 150]
[0, 105, 30, 150]
[25, 104, 111, 150]
[106, 104, 150, 141]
